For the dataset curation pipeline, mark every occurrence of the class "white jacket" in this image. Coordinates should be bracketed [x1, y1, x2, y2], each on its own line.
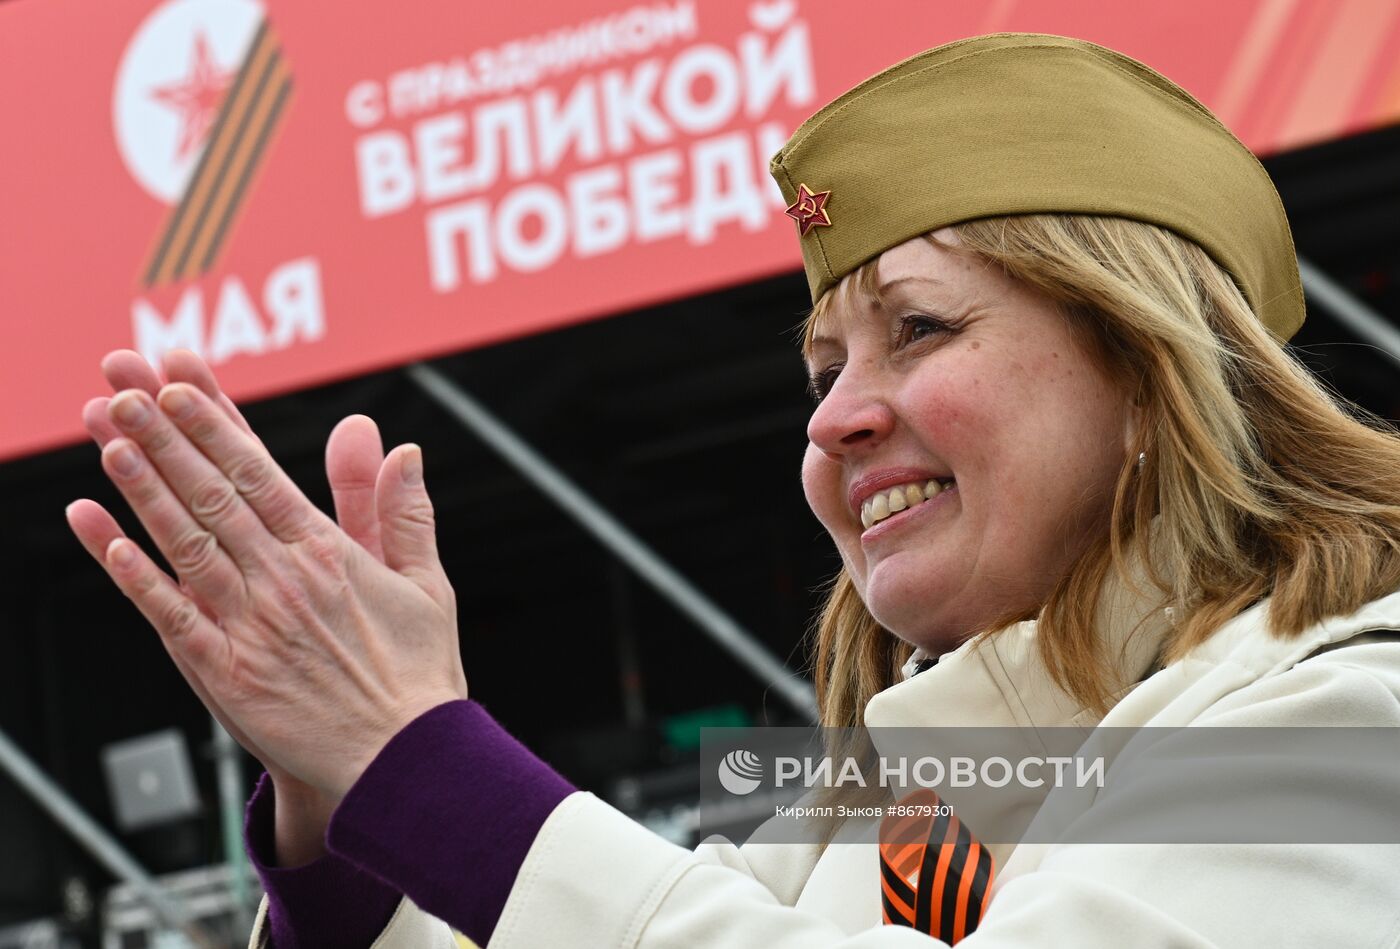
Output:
[252, 584, 1400, 948]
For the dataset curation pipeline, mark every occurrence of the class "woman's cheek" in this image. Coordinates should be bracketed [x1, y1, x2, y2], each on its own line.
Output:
[802, 444, 868, 585]
[800, 442, 841, 534]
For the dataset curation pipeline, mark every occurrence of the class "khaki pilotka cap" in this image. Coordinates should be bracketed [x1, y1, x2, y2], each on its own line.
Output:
[768, 33, 1305, 342]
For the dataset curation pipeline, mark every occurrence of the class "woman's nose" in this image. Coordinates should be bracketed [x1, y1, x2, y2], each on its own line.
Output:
[806, 367, 895, 458]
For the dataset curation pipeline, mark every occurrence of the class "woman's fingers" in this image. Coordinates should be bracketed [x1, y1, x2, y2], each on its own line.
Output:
[160, 349, 259, 440]
[98, 435, 249, 609]
[69, 497, 222, 619]
[66, 501, 262, 758]
[101, 350, 164, 394]
[151, 383, 328, 544]
[65, 498, 128, 562]
[107, 389, 279, 570]
[65, 501, 220, 694]
[98, 349, 260, 442]
[76, 365, 470, 799]
[326, 415, 386, 561]
[376, 444, 452, 605]
[92, 355, 389, 564]
[83, 396, 121, 447]
[93, 533, 227, 682]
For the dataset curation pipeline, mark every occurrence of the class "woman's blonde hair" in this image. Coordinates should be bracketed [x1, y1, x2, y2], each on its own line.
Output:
[806, 214, 1400, 728]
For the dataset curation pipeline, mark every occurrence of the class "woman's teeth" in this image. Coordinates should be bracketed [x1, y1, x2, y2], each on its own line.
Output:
[860, 479, 954, 529]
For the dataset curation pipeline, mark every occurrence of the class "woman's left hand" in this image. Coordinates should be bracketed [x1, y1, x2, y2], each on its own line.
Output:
[66, 378, 468, 801]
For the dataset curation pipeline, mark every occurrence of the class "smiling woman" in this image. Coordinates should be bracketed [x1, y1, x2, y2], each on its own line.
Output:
[805, 212, 1400, 742]
[801, 230, 1136, 664]
[66, 31, 1400, 949]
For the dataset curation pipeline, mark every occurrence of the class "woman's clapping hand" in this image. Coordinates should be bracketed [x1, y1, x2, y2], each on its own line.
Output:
[66, 351, 468, 818]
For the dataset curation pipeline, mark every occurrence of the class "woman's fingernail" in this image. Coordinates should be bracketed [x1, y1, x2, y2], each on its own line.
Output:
[110, 443, 142, 477]
[107, 539, 136, 569]
[111, 393, 150, 428]
[160, 385, 194, 419]
[401, 445, 423, 485]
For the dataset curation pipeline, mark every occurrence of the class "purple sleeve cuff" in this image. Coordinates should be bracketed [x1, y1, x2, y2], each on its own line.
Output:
[244, 772, 401, 949]
[326, 699, 576, 946]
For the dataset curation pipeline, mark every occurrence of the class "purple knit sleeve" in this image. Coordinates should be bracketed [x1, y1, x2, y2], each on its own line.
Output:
[325, 699, 577, 946]
[244, 772, 401, 948]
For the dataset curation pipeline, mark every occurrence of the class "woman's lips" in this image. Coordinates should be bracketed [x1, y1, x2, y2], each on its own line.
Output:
[848, 468, 953, 518]
[860, 482, 958, 542]
[859, 477, 956, 529]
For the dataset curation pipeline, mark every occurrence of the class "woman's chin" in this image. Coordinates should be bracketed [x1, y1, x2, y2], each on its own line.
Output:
[864, 573, 964, 648]
[862, 557, 952, 624]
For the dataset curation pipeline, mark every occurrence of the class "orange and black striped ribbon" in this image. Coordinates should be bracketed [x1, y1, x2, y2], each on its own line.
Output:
[143, 18, 294, 287]
[879, 788, 994, 943]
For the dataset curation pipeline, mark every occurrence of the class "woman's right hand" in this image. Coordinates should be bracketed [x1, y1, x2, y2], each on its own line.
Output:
[76, 349, 391, 866]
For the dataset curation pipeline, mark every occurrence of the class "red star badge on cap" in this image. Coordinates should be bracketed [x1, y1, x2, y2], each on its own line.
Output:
[785, 183, 832, 236]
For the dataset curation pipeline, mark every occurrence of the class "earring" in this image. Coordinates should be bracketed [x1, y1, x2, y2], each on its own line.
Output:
[1137, 451, 1147, 470]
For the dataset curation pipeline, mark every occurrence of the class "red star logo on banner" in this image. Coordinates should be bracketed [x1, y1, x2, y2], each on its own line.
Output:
[784, 183, 832, 236]
[150, 32, 235, 162]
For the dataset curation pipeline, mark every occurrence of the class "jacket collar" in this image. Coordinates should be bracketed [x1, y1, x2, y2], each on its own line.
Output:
[858, 548, 1172, 869]
[1174, 583, 1400, 676]
[859, 530, 1400, 871]
[867, 572, 1400, 732]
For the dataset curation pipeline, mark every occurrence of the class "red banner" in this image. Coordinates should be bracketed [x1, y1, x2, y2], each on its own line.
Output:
[4, 0, 1399, 461]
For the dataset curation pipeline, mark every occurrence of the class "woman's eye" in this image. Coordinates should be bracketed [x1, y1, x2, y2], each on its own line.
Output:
[807, 364, 842, 402]
[897, 314, 948, 346]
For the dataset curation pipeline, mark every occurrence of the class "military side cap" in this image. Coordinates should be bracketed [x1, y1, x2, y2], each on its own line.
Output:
[769, 33, 1304, 342]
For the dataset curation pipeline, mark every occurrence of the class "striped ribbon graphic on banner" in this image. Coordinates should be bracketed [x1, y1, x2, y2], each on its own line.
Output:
[879, 788, 994, 943]
[142, 18, 294, 287]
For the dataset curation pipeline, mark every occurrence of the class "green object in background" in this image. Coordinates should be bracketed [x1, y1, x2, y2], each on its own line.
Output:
[662, 705, 750, 752]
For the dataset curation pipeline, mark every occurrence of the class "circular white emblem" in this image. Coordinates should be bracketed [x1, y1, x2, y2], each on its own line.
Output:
[717, 749, 764, 796]
[112, 0, 263, 204]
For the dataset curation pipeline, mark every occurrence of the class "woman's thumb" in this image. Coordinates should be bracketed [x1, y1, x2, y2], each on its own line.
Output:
[375, 444, 443, 584]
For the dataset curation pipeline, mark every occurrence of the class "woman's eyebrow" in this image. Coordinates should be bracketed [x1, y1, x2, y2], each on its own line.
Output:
[877, 274, 945, 293]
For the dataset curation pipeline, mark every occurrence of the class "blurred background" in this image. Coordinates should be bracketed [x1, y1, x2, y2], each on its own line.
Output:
[3, 0, 1399, 945]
